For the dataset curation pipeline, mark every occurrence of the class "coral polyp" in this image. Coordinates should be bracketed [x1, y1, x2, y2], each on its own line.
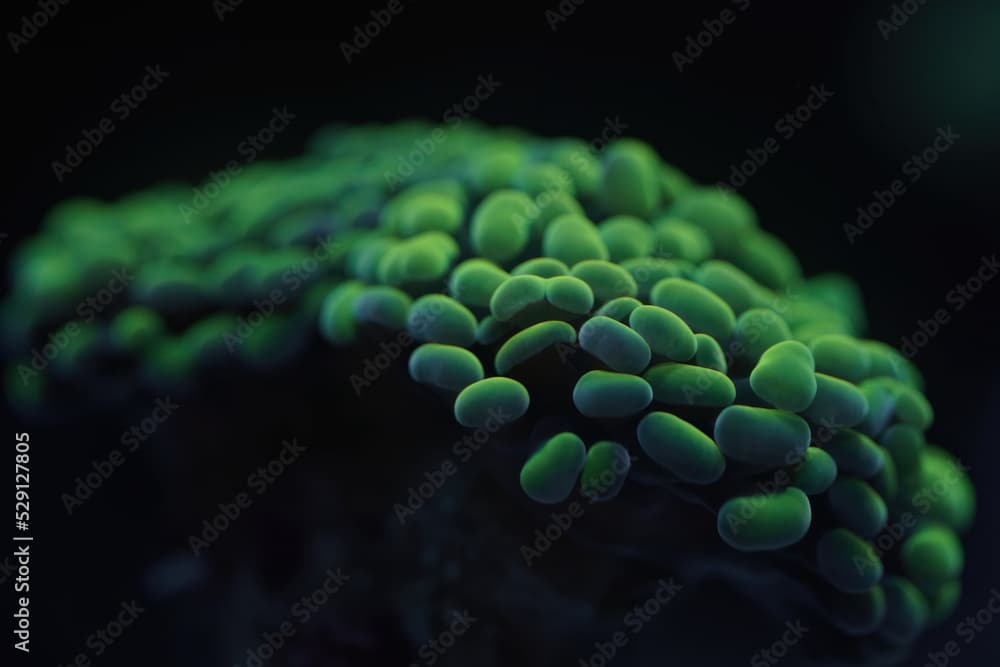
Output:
[2, 121, 974, 658]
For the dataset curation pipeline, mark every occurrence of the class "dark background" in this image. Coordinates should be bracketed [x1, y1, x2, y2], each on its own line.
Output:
[4, 1, 999, 665]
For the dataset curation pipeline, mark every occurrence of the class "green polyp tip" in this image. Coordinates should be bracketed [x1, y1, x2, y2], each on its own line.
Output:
[474, 316, 510, 347]
[512, 162, 575, 198]
[569, 259, 638, 304]
[622, 257, 694, 300]
[600, 139, 661, 218]
[749, 340, 817, 412]
[494, 320, 576, 375]
[732, 231, 802, 290]
[375, 235, 452, 288]
[489, 274, 547, 322]
[693, 333, 727, 373]
[809, 334, 871, 384]
[346, 235, 397, 283]
[730, 308, 792, 364]
[628, 305, 697, 362]
[882, 377, 934, 431]
[453, 376, 529, 428]
[448, 258, 510, 308]
[924, 580, 962, 626]
[828, 477, 888, 538]
[525, 191, 585, 242]
[903, 447, 975, 533]
[649, 277, 735, 342]
[542, 214, 610, 267]
[716, 487, 812, 552]
[792, 447, 838, 495]
[351, 286, 413, 330]
[901, 524, 964, 587]
[803, 373, 870, 429]
[580, 440, 631, 502]
[547, 139, 600, 196]
[184, 313, 238, 369]
[822, 429, 884, 479]
[816, 528, 883, 593]
[572, 370, 652, 418]
[652, 217, 714, 264]
[520, 432, 586, 504]
[831, 586, 887, 636]
[578, 316, 652, 375]
[714, 405, 811, 468]
[637, 411, 725, 484]
[869, 446, 898, 505]
[660, 162, 693, 202]
[544, 275, 594, 315]
[692, 260, 761, 315]
[143, 337, 197, 390]
[644, 362, 735, 408]
[468, 144, 527, 193]
[595, 296, 643, 322]
[598, 215, 654, 262]
[879, 423, 925, 473]
[409, 343, 484, 392]
[396, 191, 464, 237]
[668, 187, 757, 257]
[854, 378, 896, 437]
[880, 576, 930, 644]
[406, 294, 477, 347]
[510, 257, 569, 278]
[131, 261, 207, 311]
[469, 190, 532, 264]
[109, 306, 165, 352]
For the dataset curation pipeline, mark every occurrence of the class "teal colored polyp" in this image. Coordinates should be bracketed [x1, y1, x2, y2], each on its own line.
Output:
[578, 316, 651, 374]
[714, 405, 811, 468]
[637, 411, 725, 484]
[716, 487, 812, 552]
[649, 277, 735, 342]
[454, 377, 529, 428]
[573, 370, 652, 418]
[520, 432, 586, 504]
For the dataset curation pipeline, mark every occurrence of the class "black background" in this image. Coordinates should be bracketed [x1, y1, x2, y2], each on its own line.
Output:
[4, 0, 999, 665]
